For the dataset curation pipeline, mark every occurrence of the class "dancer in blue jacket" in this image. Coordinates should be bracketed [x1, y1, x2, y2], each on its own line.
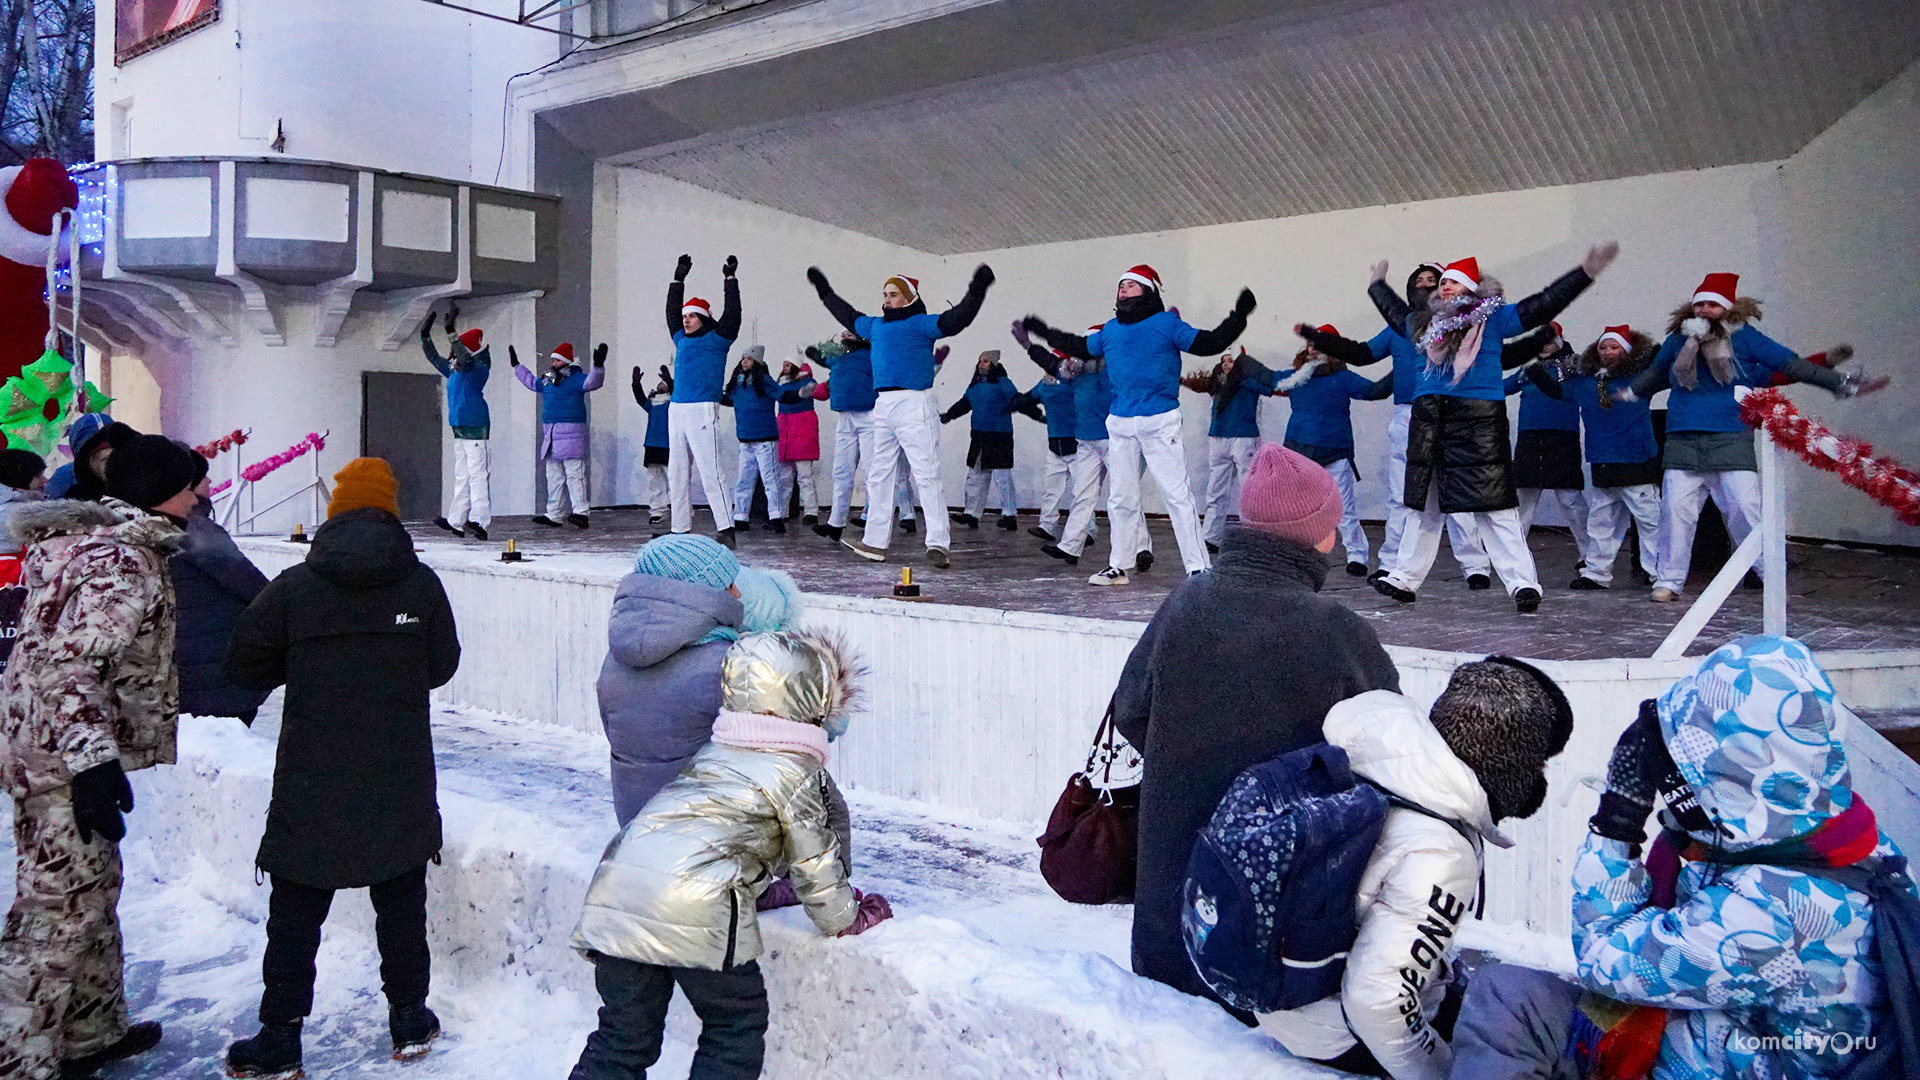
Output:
[1179, 349, 1279, 550]
[665, 255, 742, 547]
[421, 308, 492, 540]
[941, 351, 1045, 530]
[631, 365, 673, 528]
[804, 333, 923, 542]
[1274, 327, 1392, 574]
[720, 346, 786, 534]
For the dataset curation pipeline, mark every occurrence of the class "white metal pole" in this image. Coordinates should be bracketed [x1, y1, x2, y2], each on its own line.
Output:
[1760, 428, 1787, 636]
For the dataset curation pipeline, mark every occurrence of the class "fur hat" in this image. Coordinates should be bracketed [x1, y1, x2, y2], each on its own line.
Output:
[1428, 656, 1571, 822]
[327, 457, 400, 519]
[105, 434, 198, 512]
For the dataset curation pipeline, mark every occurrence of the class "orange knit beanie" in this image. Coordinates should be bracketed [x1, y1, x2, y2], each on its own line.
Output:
[327, 457, 400, 519]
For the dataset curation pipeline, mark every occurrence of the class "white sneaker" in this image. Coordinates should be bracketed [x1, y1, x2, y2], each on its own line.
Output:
[1088, 566, 1129, 587]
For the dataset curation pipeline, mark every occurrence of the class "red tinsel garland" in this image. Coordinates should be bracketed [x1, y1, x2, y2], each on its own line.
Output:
[194, 429, 248, 458]
[1740, 388, 1920, 527]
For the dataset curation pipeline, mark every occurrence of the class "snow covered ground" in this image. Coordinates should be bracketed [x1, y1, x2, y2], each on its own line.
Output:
[2, 697, 1573, 1079]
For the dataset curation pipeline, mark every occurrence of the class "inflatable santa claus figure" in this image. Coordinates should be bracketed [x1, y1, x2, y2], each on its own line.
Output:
[0, 158, 78, 383]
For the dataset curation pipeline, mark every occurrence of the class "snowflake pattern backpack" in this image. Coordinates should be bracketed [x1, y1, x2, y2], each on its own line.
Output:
[1181, 742, 1388, 1014]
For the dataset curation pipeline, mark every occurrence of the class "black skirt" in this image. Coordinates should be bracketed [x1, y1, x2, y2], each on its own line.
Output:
[643, 445, 669, 468]
[1591, 455, 1662, 490]
[1511, 429, 1584, 490]
[967, 431, 1015, 471]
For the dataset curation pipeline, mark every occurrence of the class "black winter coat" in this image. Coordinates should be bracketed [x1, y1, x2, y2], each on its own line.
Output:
[1112, 528, 1399, 1016]
[1404, 395, 1518, 513]
[225, 509, 460, 889]
[171, 503, 272, 720]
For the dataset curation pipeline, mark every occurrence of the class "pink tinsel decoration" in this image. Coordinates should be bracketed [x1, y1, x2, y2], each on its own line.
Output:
[239, 432, 326, 484]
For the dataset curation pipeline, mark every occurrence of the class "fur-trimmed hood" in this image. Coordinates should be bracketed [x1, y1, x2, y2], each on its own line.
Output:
[1666, 296, 1762, 336]
[1576, 328, 1658, 378]
[12, 497, 182, 552]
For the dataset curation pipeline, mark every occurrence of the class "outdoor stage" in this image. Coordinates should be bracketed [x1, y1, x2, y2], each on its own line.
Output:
[236, 510, 1920, 935]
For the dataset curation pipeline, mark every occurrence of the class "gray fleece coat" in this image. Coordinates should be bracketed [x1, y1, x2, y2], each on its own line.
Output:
[598, 573, 744, 825]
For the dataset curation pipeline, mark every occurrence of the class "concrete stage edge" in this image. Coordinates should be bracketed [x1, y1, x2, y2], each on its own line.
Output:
[237, 540, 1920, 936]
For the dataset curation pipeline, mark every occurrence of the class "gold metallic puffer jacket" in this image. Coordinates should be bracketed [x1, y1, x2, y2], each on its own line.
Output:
[571, 739, 857, 970]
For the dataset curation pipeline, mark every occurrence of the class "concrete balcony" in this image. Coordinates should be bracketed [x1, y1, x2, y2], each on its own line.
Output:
[73, 157, 560, 352]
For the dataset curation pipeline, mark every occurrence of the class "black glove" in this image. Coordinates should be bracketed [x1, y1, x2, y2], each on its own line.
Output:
[970, 263, 995, 291]
[722, 255, 738, 278]
[674, 254, 692, 282]
[1233, 288, 1257, 318]
[1590, 702, 1669, 845]
[508, 346, 521, 368]
[804, 345, 821, 361]
[806, 266, 832, 297]
[1020, 315, 1052, 337]
[420, 315, 435, 339]
[631, 365, 644, 391]
[444, 304, 458, 334]
[659, 365, 673, 387]
[71, 759, 134, 844]
[593, 343, 608, 368]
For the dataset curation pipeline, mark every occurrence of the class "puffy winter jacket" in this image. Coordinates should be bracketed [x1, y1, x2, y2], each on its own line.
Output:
[721, 370, 779, 443]
[1028, 376, 1077, 442]
[0, 498, 182, 799]
[1634, 321, 1800, 434]
[816, 345, 877, 413]
[668, 278, 741, 405]
[1572, 635, 1915, 1080]
[572, 734, 857, 970]
[516, 363, 604, 460]
[422, 336, 491, 436]
[639, 393, 670, 451]
[171, 502, 271, 720]
[1280, 367, 1391, 451]
[225, 508, 460, 889]
[1257, 690, 1507, 1080]
[597, 572, 743, 825]
[0, 484, 44, 554]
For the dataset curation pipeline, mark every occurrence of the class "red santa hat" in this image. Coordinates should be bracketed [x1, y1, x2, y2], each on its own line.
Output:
[550, 342, 576, 364]
[0, 159, 78, 266]
[883, 275, 920, 303]
[457, 328, 483, 351]
[1417, 260, 1446, 276]
[1316, 324, 1340, 337]
[1692, 273, 1738, 308]
[681, 297, 713, 320]
[1118, 264, 1162, 294]
[1439, 258, 1482, 293]
[1598, 324, 1633, 350]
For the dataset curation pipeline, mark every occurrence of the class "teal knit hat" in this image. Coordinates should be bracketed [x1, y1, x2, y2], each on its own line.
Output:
[632, 534, 738, 590]
[735, 566, 802, 633]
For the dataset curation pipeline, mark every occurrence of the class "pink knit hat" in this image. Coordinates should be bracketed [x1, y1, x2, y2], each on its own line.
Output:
[1237, 444, 1343, 547]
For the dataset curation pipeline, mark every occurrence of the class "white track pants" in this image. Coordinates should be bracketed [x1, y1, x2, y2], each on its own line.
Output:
[861, 390, 951, 551]
[446, 438, 491, 528]
[1202, 436, 1260, 546]
[641, 464, 668, 517]
[543, 457, 588, 519]
[964, 466, 1017, 518]
[1517, 487, 1596, 566]
[1038, 450, 1074, 537]
[1105, 409, 1208, 574]
[829, 412, 916, 528]
[1379, 403, 1492, 575]
[1059, 442, 1107, 557]
[733, 441, 787, 521]
[1386, 482, 1539, 596]
[1582, 483, 1662, 587]
[785, 459, 819, 516]
[1328, 458, 1368, 564]
[1656, 468, 1763, 594]
[668, 402, 735, 533]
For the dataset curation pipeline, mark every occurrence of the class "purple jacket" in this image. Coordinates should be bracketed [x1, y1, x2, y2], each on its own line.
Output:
[515, 363, 605, 460]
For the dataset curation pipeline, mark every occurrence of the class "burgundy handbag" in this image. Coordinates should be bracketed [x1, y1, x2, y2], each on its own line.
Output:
[1037, 706, 1141, 905]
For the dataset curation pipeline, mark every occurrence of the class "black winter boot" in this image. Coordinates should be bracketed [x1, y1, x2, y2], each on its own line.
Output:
[567, 514, 590, 529]
[770, 519, 787, 534]
[464, 521, 489, 541]
[390, 1003, 442, 1061]
[813, 522, 842, 541]
[226, 1021, 302, 1079]
[997, 514, 1019, 531]
[530, 515, 562, 528]
[431, 517, 462, 537]
[62, 1021, 163, 1078]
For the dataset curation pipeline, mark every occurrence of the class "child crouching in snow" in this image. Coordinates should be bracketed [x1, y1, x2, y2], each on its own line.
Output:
[568, 630, 893, 1080]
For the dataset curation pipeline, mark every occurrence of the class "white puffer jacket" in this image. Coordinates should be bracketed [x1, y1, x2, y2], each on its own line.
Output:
[1256, 691, 1511, 1080]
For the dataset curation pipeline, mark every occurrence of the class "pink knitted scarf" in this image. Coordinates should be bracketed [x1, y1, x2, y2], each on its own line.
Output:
[711, 709, 830, 766]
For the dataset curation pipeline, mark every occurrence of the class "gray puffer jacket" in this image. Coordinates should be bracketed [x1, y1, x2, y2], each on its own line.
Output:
[598, 572, 744, 825]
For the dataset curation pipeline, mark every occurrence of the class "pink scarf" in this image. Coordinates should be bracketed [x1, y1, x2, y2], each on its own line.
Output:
[711, 709, 830, 766]
[1419, 295, 1506, 387]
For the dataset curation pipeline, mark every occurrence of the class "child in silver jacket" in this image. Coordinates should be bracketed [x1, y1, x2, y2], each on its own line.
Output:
[568, 630, 892, 1080]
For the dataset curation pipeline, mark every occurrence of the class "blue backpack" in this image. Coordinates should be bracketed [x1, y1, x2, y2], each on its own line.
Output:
[1180, 742, 1390, 1014]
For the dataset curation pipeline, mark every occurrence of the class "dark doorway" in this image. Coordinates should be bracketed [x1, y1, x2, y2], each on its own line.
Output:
[362, 372, 443, 522]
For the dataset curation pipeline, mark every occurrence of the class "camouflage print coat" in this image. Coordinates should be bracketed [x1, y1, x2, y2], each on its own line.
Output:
[0, 498, 183, 799]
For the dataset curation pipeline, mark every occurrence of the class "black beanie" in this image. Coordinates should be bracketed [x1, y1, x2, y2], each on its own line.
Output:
[1429, 658, 1569, 822]
[180, 440, 210, 488]
[0, 448, 45, 490]
[105, 434, 197, 511]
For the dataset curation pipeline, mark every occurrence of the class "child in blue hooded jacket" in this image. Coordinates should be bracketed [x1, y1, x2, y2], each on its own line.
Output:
[721, 346, 787, 533]
[940, 351, 1045, 530]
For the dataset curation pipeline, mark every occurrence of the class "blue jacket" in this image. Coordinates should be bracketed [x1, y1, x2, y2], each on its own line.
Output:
[668, 277, 741, 404]
[1572, 636, 1915, 1080]
[854, 311, 947, 392]
[776, 376, 817, 415]
[1642, 325, 1799, 433]
[638, 395, 670, 450]
[1203, 366, 1279, 439]
[423, 338, 492, 435]
[1029, 377, 1077, 440]
[721, 370, 780, 442]
[817, 346, 877, 413]
[1087, 310, 1202, 418]
[172, 504, 273, 720]
[1534, 369, 1657, 465]
[1071, 368, 1114, 441]
[1413, 303, 1526, 402]
[523, 364, 601, 425]
[1366, 326, 1421, 405]
[1504, 368, 1580, 433]
[942, 375, 1031, 434]
[1281, 368, 1389, 450]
